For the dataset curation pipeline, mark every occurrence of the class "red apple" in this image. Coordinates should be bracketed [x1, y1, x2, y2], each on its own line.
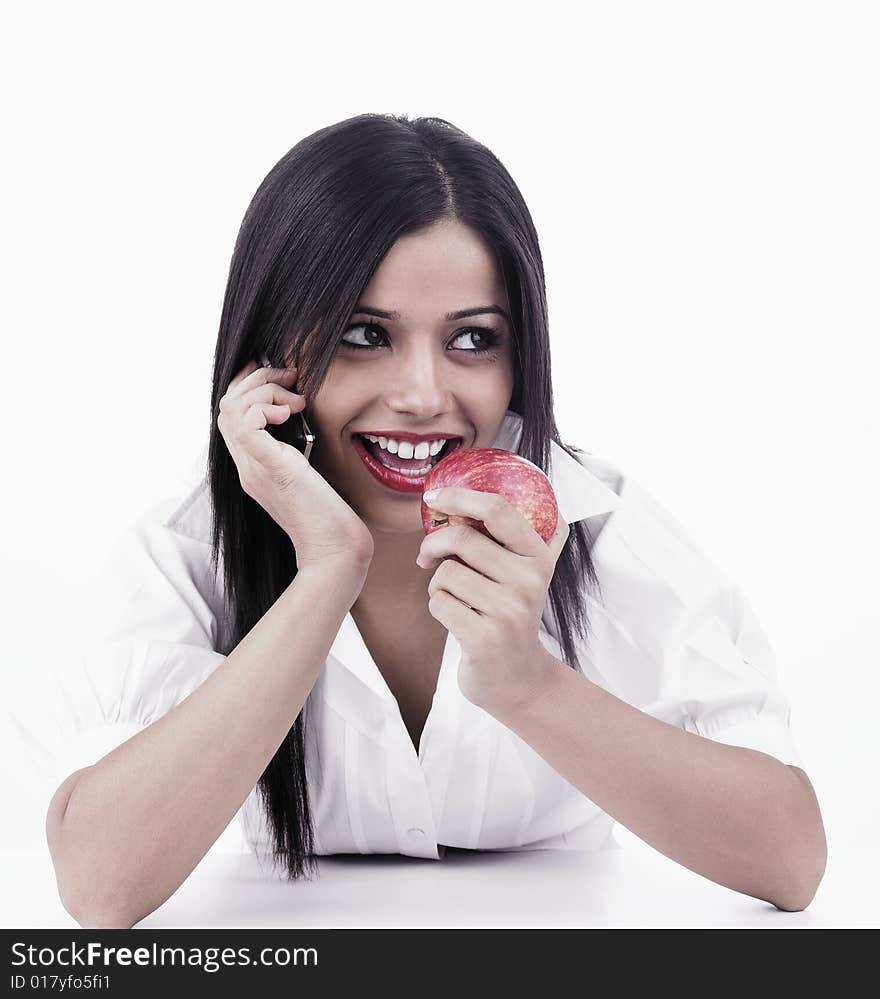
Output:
[420, 447, 559, 545]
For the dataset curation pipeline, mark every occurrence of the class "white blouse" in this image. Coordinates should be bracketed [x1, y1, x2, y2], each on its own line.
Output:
[48, 410, 805, 863]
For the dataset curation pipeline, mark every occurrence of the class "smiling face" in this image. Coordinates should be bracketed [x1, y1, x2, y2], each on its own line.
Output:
[302, 219, 516, 537]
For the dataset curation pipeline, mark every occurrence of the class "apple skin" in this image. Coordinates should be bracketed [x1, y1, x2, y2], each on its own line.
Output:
[420, 447, 560, 548]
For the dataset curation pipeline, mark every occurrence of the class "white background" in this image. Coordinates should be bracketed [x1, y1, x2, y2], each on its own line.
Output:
[1, 0, 877, 876]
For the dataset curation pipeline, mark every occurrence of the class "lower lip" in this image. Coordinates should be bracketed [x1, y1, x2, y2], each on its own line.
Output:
[352, 435, 461, 493]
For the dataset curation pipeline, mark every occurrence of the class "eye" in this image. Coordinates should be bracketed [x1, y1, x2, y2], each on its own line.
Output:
[340, 323, 386, 350]
[340, 322, 502, 355]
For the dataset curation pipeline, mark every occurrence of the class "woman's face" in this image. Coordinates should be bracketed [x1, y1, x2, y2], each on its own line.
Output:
[304, 219, 516, 537]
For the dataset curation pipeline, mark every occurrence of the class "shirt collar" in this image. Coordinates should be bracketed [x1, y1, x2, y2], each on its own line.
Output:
[491, 410, 620, 524]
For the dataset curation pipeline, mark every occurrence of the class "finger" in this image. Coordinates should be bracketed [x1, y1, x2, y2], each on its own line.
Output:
[227, 359, 261, 394]
[237, 382, 306, 411]
[422, 488, 545, 557]
[239, 400, 288, 436]
[221, 398, 283, 475]
[226, 362, 299, 402]
[220, 381, 304, 422]
[239, 402, 297, 467]
[419, 524, 507, 582]
[428, 587, 482, 633]
[428, 558, 497, 615]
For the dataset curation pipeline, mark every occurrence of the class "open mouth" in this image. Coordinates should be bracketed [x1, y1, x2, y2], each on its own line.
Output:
[354, 435, 463, 472]
[351, 434, 464, 492]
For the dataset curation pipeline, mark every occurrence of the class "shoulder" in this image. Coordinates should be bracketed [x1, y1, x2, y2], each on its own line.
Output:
[563, 446, 733, 615]
[87, 447, 219, 618]
[125, 438, 215, 549]
[74, 439, 222, 648]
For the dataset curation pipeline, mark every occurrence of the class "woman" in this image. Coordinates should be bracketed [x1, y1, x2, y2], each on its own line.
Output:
[46, 113, 826, 928]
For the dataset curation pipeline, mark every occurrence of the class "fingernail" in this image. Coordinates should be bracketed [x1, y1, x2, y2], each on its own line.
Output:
[424, 490, 439, 502]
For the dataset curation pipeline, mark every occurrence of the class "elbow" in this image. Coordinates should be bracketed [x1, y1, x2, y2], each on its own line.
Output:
[68, 900, 137, 930]
[46, 771, 138, 930]
[51, 859, 138, 929]
[51, 852, 138, 929]
[54, 859, 139, 929]
[771, 836, 827, 912]
[769, 771, 828, 912]
[51, 846, 140, 929]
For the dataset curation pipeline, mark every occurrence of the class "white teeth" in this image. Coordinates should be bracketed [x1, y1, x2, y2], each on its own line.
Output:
[396, 465, 433, 476]
[362, 434, 452, 459]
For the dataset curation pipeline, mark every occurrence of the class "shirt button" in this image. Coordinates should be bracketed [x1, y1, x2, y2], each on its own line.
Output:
[406, 827, 425, 838]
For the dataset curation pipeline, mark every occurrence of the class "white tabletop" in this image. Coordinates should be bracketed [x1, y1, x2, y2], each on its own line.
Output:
[4, 842, 875, 929]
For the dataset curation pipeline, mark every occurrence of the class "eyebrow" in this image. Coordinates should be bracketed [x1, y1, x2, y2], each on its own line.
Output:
[353, 303, 511, 324]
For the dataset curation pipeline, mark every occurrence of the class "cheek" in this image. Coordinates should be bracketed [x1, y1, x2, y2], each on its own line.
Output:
[484, 347, 516, 389]
[306, 370, 360, 424]
[475, 363, 516, 406]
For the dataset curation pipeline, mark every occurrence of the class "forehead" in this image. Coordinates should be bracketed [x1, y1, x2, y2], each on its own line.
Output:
[361, 221, 507, 313]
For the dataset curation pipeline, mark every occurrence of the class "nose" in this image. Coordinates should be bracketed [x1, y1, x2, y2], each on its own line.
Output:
[384, 342, 453, 418]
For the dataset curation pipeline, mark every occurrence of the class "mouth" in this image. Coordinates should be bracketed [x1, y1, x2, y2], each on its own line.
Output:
[351, 434, 464, 493]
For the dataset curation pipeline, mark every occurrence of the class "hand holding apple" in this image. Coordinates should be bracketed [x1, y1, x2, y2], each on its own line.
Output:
[416, 447, 568, 715]
[420, 447, 559, 544]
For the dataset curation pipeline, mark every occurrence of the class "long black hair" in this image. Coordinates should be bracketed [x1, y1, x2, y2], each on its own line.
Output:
[207, 113, 602, 881]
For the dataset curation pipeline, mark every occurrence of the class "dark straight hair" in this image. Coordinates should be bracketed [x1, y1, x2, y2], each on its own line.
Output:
[206, 112, 602, 881]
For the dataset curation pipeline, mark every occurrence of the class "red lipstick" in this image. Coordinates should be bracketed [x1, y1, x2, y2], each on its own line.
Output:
[352, 434, 464, 493]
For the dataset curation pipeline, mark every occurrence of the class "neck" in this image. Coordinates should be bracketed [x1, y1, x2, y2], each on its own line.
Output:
[354, 527, 430, 613]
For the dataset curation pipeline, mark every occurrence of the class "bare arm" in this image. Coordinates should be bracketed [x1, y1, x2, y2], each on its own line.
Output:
[492, 650, 828, 912]
[46, 561, 367, 928]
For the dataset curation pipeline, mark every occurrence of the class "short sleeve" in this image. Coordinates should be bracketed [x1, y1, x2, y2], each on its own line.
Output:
[669, 582, 804, 768]
[36, 482, 229, 785]
[578, 477, 806, 771]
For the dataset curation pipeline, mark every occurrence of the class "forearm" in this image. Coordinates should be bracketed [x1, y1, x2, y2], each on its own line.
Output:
[491, 651, 827, 911]
[47, 562, 367, 928]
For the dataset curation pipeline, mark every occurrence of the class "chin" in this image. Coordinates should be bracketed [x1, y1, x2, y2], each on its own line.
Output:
[365, 499, 424, 532]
